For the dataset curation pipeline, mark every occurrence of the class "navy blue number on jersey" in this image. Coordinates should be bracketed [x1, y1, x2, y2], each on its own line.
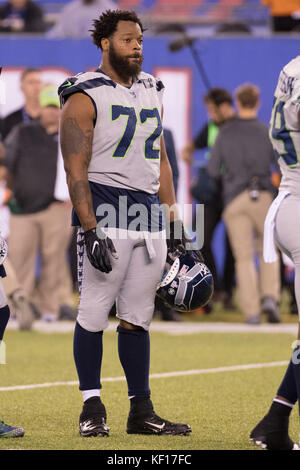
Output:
[140, 108, 163, 160]
[111, 105, 162, 159]
[271, 100, 299, 167]
[111, 105, 137, 158]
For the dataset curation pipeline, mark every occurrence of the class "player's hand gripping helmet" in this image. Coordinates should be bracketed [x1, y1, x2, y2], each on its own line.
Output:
[156, 250, 214, 312]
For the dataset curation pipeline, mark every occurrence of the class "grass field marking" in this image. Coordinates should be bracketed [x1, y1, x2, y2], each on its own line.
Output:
[149, 360, 289, 378]
[0, 360, 289, 392]
[6, 320, 299, 335]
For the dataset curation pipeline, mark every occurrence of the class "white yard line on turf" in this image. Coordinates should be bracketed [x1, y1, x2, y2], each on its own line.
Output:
[6, 320, 299, 335]
[0, 361, 289, 392]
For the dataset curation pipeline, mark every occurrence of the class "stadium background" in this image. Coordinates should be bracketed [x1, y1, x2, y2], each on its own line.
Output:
[1, 0, 300, 270]
[1, 0, 300, 452]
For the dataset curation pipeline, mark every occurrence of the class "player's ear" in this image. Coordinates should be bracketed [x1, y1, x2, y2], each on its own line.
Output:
[101, 38, 109, 52]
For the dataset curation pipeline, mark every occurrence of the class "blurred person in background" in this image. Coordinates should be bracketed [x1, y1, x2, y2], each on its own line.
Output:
[208, 83, 280, 324]
[262, 0, 300, 32]
[0, 0, 46, 33]
[47, 0, 116, 38]
[1, 67, 42, 140]
[1, 68, 76, 323]
[0, 131, 34, 330]
[3, 85, 74, 323]
[182, 88, 236, 312]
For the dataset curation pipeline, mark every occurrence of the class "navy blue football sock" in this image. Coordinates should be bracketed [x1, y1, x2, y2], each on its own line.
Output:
[117, 325, 151, 398]
[0, 305, 10, 341]
[73, 321, 103, 391]
[276, 358, 298, 405]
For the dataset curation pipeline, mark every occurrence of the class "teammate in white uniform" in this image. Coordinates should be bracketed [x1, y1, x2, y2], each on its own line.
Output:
[0, 234, 24, 438]
[250, 56, 300, 450]
[59, 9, 199, 437]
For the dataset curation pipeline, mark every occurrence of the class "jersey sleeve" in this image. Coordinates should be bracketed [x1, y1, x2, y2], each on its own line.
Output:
[58, 73, 117, 124]
[57, 76, 81, 106]
[58, 75, 102, 125]
[155, 77, 165, 108]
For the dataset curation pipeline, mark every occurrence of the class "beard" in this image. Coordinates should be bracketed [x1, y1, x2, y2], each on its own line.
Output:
[109, 42, 144, 80]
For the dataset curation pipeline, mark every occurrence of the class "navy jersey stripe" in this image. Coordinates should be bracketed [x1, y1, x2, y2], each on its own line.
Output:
[0, 265, 6, 278]
[58, 88, 98, 126]
[71, 182, 165, 232]
[156, 80, 164, 92]
[58, 77, 116, 106]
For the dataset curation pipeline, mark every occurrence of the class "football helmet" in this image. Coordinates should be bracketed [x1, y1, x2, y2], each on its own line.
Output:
[0, 234, 8, 266]
[156, 251, 214, 312]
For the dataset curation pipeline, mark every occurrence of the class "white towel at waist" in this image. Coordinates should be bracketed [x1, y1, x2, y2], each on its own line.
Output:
[263, 190, 290, 263]
[0, 206, 10, 240]
[54, 143, 70, 202]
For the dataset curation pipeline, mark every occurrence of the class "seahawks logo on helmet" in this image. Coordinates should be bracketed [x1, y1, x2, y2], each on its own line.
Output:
[0, 234, 8, 266]
[156, 252, 214, 312]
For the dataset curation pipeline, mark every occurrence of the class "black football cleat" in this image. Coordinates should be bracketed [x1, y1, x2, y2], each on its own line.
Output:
[79, 397, 109, 437]
[127, 399, 191, 436]
[250, 414, 298, 450]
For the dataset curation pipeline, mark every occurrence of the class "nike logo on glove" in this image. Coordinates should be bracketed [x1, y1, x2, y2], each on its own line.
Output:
[92, 240, 99, 255]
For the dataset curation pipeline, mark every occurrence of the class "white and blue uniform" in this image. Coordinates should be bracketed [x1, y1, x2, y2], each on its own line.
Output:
[0, 234, 7, 308]
[264, 55, 300, 319]
[270, 56, 300, 194]
[59, 69, 167, 331]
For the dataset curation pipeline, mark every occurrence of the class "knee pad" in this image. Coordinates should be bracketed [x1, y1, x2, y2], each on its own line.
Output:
[77, 313, 109, 333]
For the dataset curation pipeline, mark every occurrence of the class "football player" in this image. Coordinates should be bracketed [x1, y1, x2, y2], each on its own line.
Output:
[250, 56, 300, 450]
[0, 234, 24, 438]
[59, 9, 203, 437]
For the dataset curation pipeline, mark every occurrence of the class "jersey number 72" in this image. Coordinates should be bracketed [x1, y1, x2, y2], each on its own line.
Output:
[111, 105, 163, 160]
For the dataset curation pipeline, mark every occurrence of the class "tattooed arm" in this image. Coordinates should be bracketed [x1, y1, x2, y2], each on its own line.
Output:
[60, 92, 97, 232]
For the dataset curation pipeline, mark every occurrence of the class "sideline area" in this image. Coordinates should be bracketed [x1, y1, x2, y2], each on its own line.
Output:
[6, 319, 298, 335]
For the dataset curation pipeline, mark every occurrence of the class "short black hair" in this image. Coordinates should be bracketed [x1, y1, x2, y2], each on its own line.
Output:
[203, 88, 232, 106]
[91, 9, 145, 50]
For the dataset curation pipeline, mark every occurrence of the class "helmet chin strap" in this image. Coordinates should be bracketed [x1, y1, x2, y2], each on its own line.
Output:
[166, 245, 185, 264]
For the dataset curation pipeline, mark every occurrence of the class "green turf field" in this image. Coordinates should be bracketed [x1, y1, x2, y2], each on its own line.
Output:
[0, 308, 299, 451]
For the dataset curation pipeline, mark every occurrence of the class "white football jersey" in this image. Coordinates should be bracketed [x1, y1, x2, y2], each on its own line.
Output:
[270, 55, 300, 196]
[59, 69, 164, 194]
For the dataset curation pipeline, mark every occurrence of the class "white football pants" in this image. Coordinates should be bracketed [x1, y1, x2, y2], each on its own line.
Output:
[275, 194, 300, 321]
[76, 227, 167, 332]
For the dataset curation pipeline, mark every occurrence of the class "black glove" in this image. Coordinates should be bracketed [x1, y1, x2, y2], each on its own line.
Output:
[167, 220, 204, 263]
[84, 227, 117, 273]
